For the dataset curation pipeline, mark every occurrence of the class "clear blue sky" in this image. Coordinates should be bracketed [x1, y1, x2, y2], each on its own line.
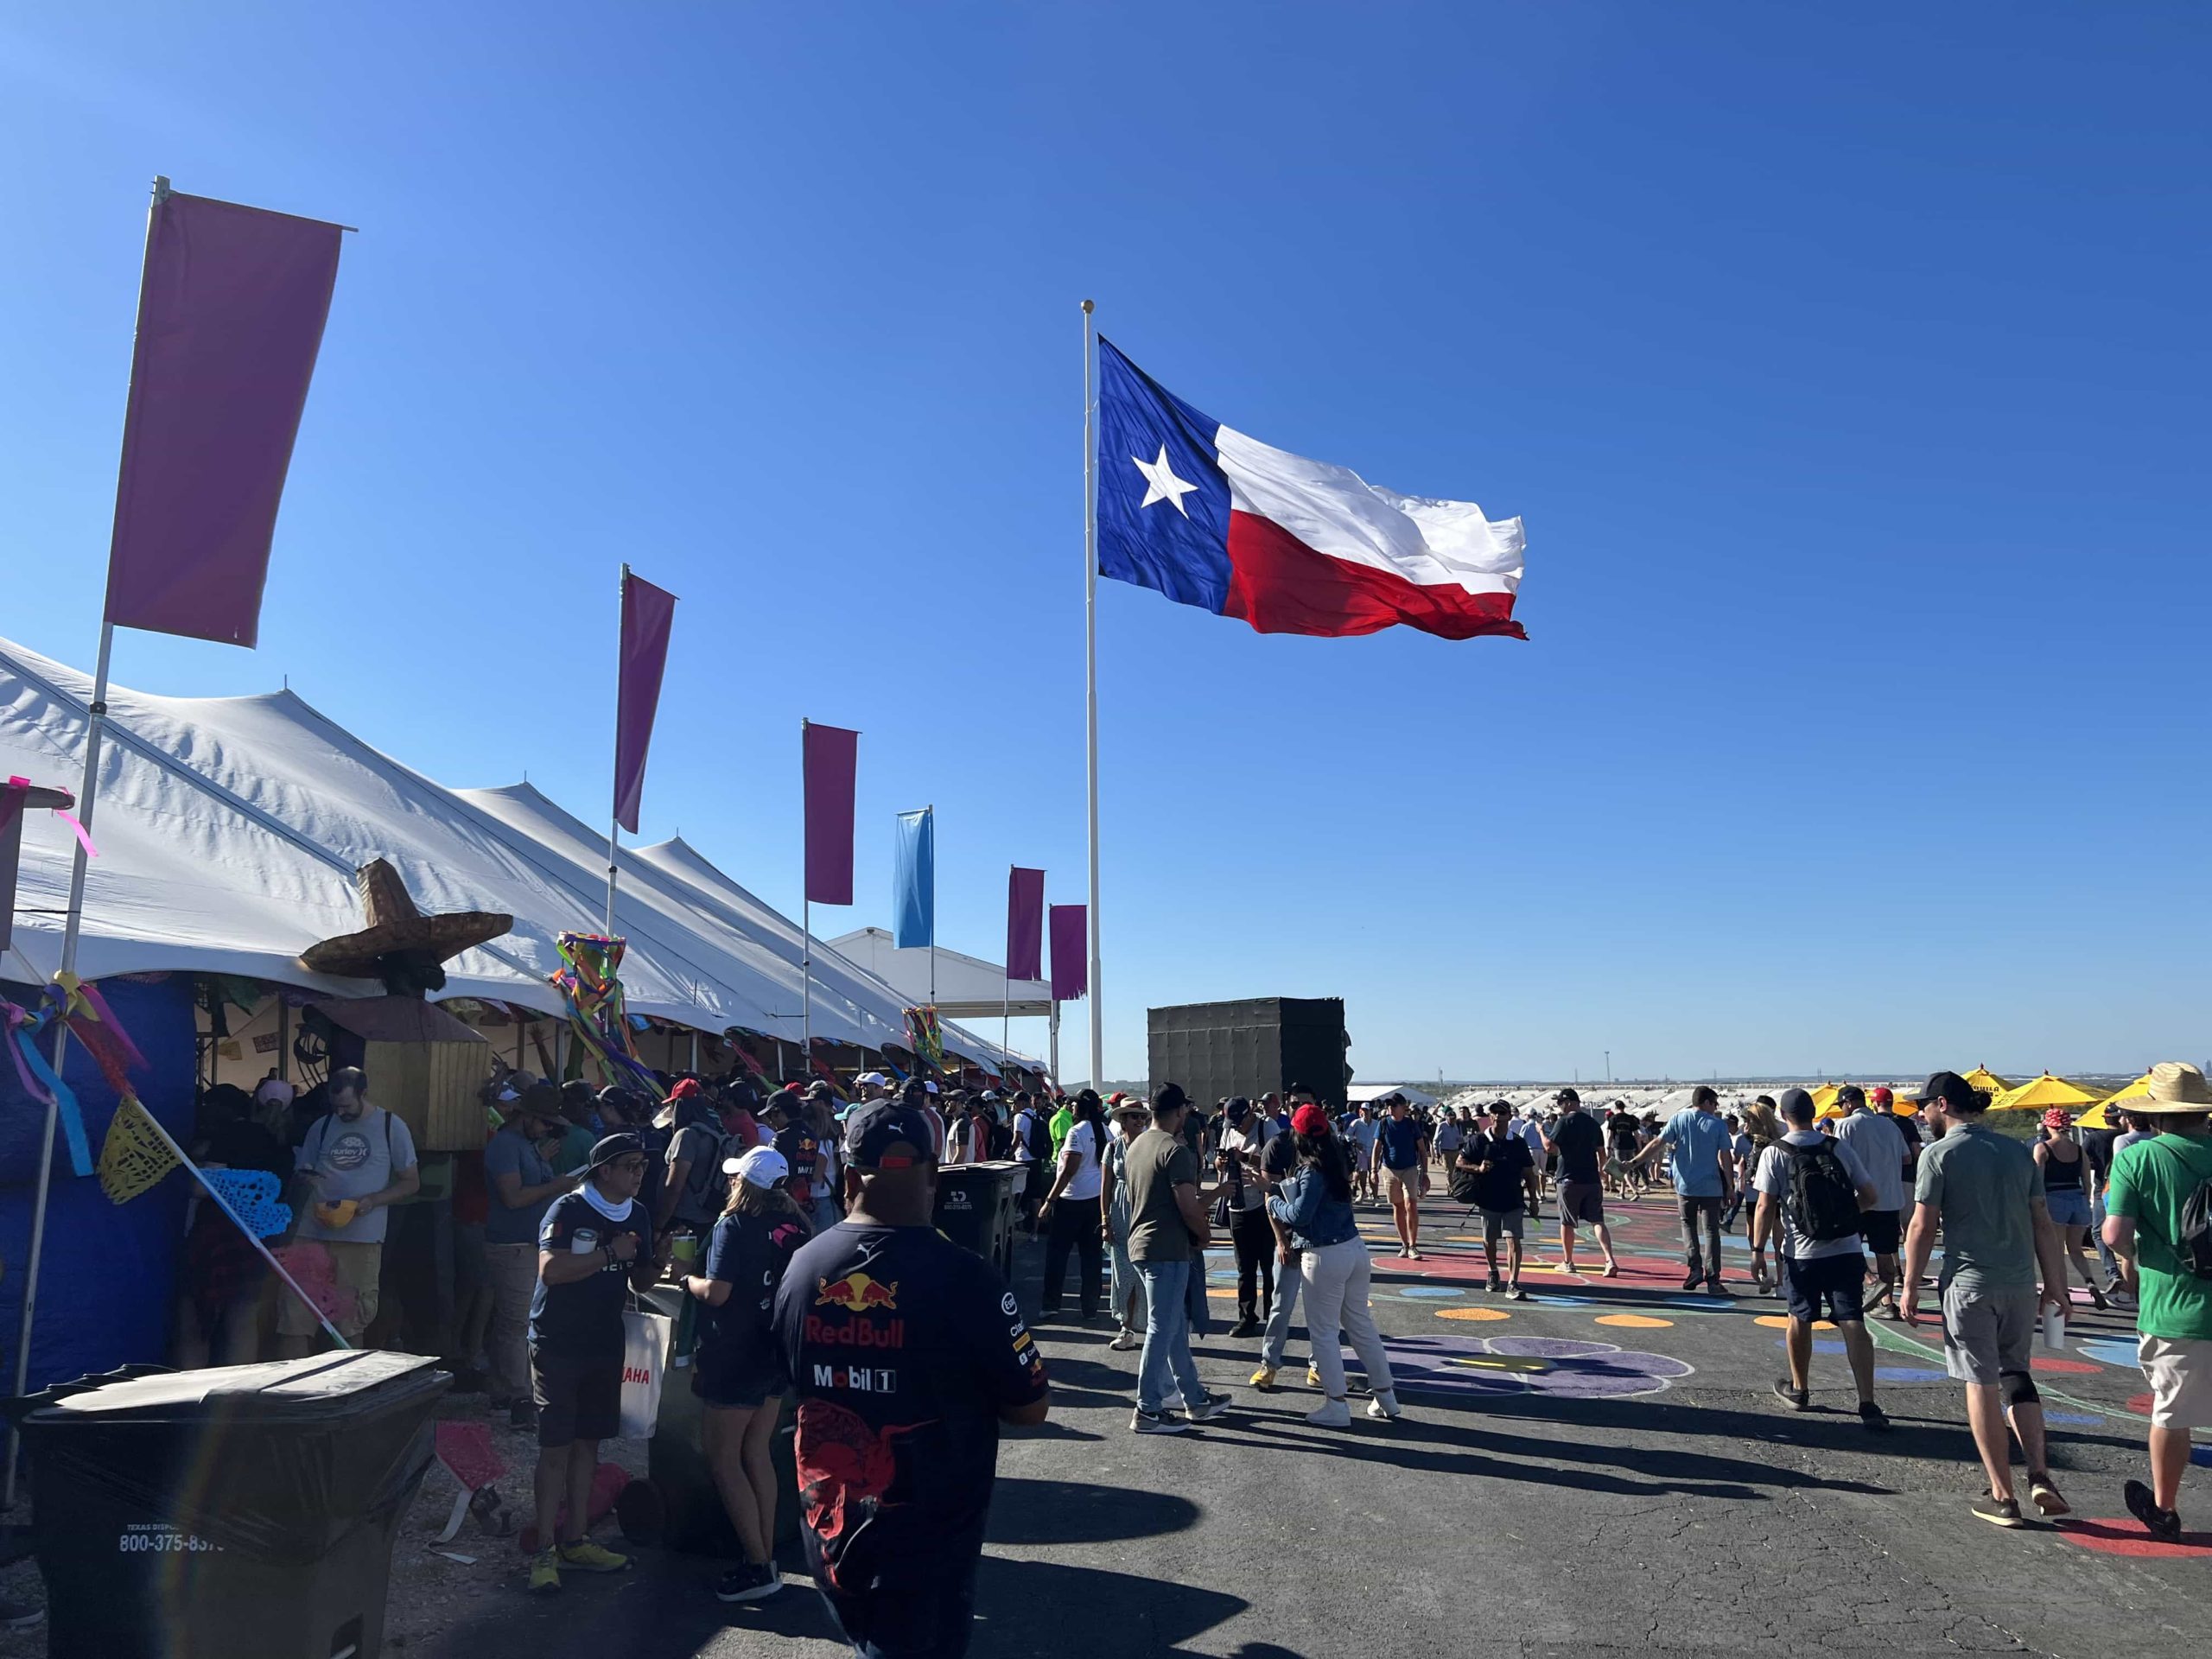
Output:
[4, 3, 2205, 1084]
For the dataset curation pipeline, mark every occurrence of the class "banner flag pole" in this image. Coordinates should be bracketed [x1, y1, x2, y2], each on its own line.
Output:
[605, 562, 627, 937]
[801, 720, 812, 1065]
[1082, 299, 1103, 1091]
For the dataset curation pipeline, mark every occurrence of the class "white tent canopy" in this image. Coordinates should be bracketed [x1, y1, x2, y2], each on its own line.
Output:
[1345, 1083, 1439, 1110]
[828, 928, 1052, 1021]
[0, 637, 1022, 1068]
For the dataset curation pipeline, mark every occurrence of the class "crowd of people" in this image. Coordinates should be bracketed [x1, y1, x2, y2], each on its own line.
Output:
[179, 1053, 2212, 1656]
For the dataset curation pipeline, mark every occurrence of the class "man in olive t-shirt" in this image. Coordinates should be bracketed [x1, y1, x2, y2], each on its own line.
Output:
[1121, 1084, 1229, 1432]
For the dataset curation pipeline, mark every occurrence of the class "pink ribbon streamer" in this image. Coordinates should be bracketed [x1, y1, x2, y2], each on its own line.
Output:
[51, 811, 98, 861]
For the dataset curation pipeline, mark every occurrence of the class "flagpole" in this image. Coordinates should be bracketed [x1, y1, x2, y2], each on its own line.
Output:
[1081, 299, 1103, 1090]
[800, 719, 812, 1069]
[605, 563, 627, 938]
[5, 178, 172, 1510]
[1002, 864, 1011, 1062]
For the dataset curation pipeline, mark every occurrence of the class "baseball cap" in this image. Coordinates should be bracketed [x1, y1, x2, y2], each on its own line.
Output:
[1154, 1082, 1190, 1115]
[669, 1078, 702, 1101]
[1777, 1087, 1816, 1121]
[1225, 1096, 1251, 1124]
[585, 1132, 645, 1171]
[1290, 1103, 1331, 1137]
[1836, 1084, 1866, 1110]
[842, 1098, 939, 1171]
[1912, 1071, 1980, 1112]
[763, 1088, 802, 1119]
[1871, 1086, 1895, 1109]
[1486, 1100, 1513, 1116]
[856, 1071, 888, 1087]
[721, 1146, 790, 1188]
[1556, 1087, 1580, 1105]
[804, 1079, 837, 1100]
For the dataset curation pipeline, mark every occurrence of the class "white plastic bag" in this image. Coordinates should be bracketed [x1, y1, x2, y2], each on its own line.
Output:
[619, 1309, 673, 1440]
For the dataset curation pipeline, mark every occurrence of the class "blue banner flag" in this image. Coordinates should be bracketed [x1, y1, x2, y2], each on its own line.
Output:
[892, 808, 935, 950]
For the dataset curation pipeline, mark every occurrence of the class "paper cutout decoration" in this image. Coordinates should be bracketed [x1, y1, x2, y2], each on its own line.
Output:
[97, 1096, 180, 1203]
[201, 1167, 293, 1238]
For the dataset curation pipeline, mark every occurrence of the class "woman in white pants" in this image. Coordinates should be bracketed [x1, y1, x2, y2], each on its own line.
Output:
[1268, 1104, 1401, 1427]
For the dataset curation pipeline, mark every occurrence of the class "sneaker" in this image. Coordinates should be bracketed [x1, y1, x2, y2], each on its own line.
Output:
[1858, 1401, 1891, 1433]
[1407, 1249, 1423, 1262]
[528, 1548, 562, 1593]
[1705, 1279, 1729, 1297]
[1365, 1391, 1402, 1421]
[715, 1561, 783, 1604]
[1681, 1274, 1701, 1291]
[1485, 1274, 1503, 1294]
[1970, 1494, 2024, 1529]
[1771, 1378, 1811, 1411]
[1182, 1390, 1232, 1423]
[559, 1539, 632, 1573]
[1228, 1318, 1260, 1339]
[2125, 1478, 2183, 1541]
[1109, 1328, 1141, 1351]
[508, 1402, 539, 1433]
[1508, 1285, 1529, 1302]
[1249, 1363, 1278, 1389]
[1130, 1406, 1187, 1434]
[1306, 1399, 1352, 1427]
[0, 1599, 44, 1630]
[2027, 1474, 2070, 1518]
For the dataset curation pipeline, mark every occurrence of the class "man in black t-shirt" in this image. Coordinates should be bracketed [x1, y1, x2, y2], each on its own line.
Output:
[765, 1090, 821, 1202]
[775, 1097, 1049, 1658]
[1542, 1090, 1621, 1277]
[526, 1134, 664, 1594]
[1459, 1103, 1539, 1299]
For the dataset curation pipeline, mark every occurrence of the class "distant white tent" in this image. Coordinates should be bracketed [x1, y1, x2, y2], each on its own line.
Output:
[1346, 1083, 1439, 1110]
[0, 636, 1022, 1067]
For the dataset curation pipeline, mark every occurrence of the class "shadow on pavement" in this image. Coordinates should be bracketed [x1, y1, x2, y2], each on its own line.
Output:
[971, 1558, 1249, 1657]
[986, 1475, 1201, 1545]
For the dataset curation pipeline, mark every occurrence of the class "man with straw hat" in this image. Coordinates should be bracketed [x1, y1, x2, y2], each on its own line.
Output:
[2101, 1061, 2212, 1541]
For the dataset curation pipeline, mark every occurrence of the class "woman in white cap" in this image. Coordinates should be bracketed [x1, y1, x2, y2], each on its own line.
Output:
[683, 1146, 810, 1605]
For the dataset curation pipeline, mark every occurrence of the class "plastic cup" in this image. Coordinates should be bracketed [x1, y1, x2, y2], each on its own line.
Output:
[2041, 1306, 2066, 1351]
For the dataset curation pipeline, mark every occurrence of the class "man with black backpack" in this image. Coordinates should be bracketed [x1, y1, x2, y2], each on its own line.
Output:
[1012, 1090, 1053, 1233]
[1752, 1087, 1888, 1430]
[2101, 1061, 2212, 1541]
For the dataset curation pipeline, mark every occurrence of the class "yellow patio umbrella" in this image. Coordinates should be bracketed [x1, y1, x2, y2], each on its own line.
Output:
[1986, 1071, 2098, 1114]
[1961, 1065, 2012, 1097]
[1808, 1083, 1847, 1120]
[2075, 1073, 2154, 1131]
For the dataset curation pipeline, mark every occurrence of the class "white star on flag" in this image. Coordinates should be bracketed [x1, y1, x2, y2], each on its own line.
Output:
[1130, 444, 1199, 518]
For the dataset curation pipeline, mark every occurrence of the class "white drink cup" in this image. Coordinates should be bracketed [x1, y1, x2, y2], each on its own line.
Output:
[2041, 1306, 2066, 1351]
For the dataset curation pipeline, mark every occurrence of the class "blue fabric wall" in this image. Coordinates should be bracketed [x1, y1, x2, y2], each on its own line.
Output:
[0, 976, 197, 1393]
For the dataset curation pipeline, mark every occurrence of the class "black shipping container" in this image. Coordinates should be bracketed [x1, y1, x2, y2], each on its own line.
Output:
[1147, 998, 1348, 1110]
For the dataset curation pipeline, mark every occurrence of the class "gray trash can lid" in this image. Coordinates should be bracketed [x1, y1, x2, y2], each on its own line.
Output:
[33, 1352, 442, 1421]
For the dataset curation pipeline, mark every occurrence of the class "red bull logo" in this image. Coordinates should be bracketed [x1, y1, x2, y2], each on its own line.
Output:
[816, 1272, 899, 1314]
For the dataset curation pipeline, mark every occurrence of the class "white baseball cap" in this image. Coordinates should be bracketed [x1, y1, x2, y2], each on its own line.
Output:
[857, 1071, 888, 1087]
[721, 1147, 790, 1188]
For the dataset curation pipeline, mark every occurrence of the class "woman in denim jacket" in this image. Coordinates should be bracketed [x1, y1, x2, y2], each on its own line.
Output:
[1269, 1104, 1402, 1427]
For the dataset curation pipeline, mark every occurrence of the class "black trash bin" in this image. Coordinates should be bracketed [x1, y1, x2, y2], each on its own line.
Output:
[933, 1160, 1024, 1279]
[16, 1350, 450, 1659]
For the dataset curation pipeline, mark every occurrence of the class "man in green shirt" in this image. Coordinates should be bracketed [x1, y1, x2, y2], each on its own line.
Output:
[1902, 1071, 2070, 1529]
[1049, 1094, 1077, 1163]
[2101, 1061, 2212, 1541]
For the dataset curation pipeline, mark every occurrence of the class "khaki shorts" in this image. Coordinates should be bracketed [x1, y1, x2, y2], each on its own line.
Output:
[2139, 1334, 2212, 1430]
[275, 1238, 384, 1339]
[1384, 1165, 1425, 1193]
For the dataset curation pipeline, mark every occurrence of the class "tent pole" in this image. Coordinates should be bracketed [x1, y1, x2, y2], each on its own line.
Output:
[1081, 299, 1103, 1092]
[4, 617, 114, 1510]
[605, 561, 626, 938]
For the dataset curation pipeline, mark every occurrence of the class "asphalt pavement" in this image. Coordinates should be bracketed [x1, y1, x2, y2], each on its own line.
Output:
[414, 1181, 2212, 1659]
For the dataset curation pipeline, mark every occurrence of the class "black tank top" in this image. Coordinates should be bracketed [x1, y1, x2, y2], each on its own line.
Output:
[2043, 1139, 2085, 1191]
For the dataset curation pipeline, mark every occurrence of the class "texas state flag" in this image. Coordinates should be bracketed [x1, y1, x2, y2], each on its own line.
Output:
[1096, 338, 1527, 641]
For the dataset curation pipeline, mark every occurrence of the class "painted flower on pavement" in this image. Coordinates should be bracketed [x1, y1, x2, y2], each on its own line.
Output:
[1372, 1334, 1693, 1400]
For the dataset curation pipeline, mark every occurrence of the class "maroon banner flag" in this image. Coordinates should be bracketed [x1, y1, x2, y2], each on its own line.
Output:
[1049, 904, 1087, 1001]
[1006, 868, 1045, 982]
[803, 722, 859, 906]
[104, 188, 346, 648]
[613, 569, 677, 835]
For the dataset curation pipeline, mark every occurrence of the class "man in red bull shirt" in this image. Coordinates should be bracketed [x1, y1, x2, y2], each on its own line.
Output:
[774, 1096, 1049, 1658]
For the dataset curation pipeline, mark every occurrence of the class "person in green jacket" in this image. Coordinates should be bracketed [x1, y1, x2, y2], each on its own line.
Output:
[1049, 1094, 1077, 1162]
